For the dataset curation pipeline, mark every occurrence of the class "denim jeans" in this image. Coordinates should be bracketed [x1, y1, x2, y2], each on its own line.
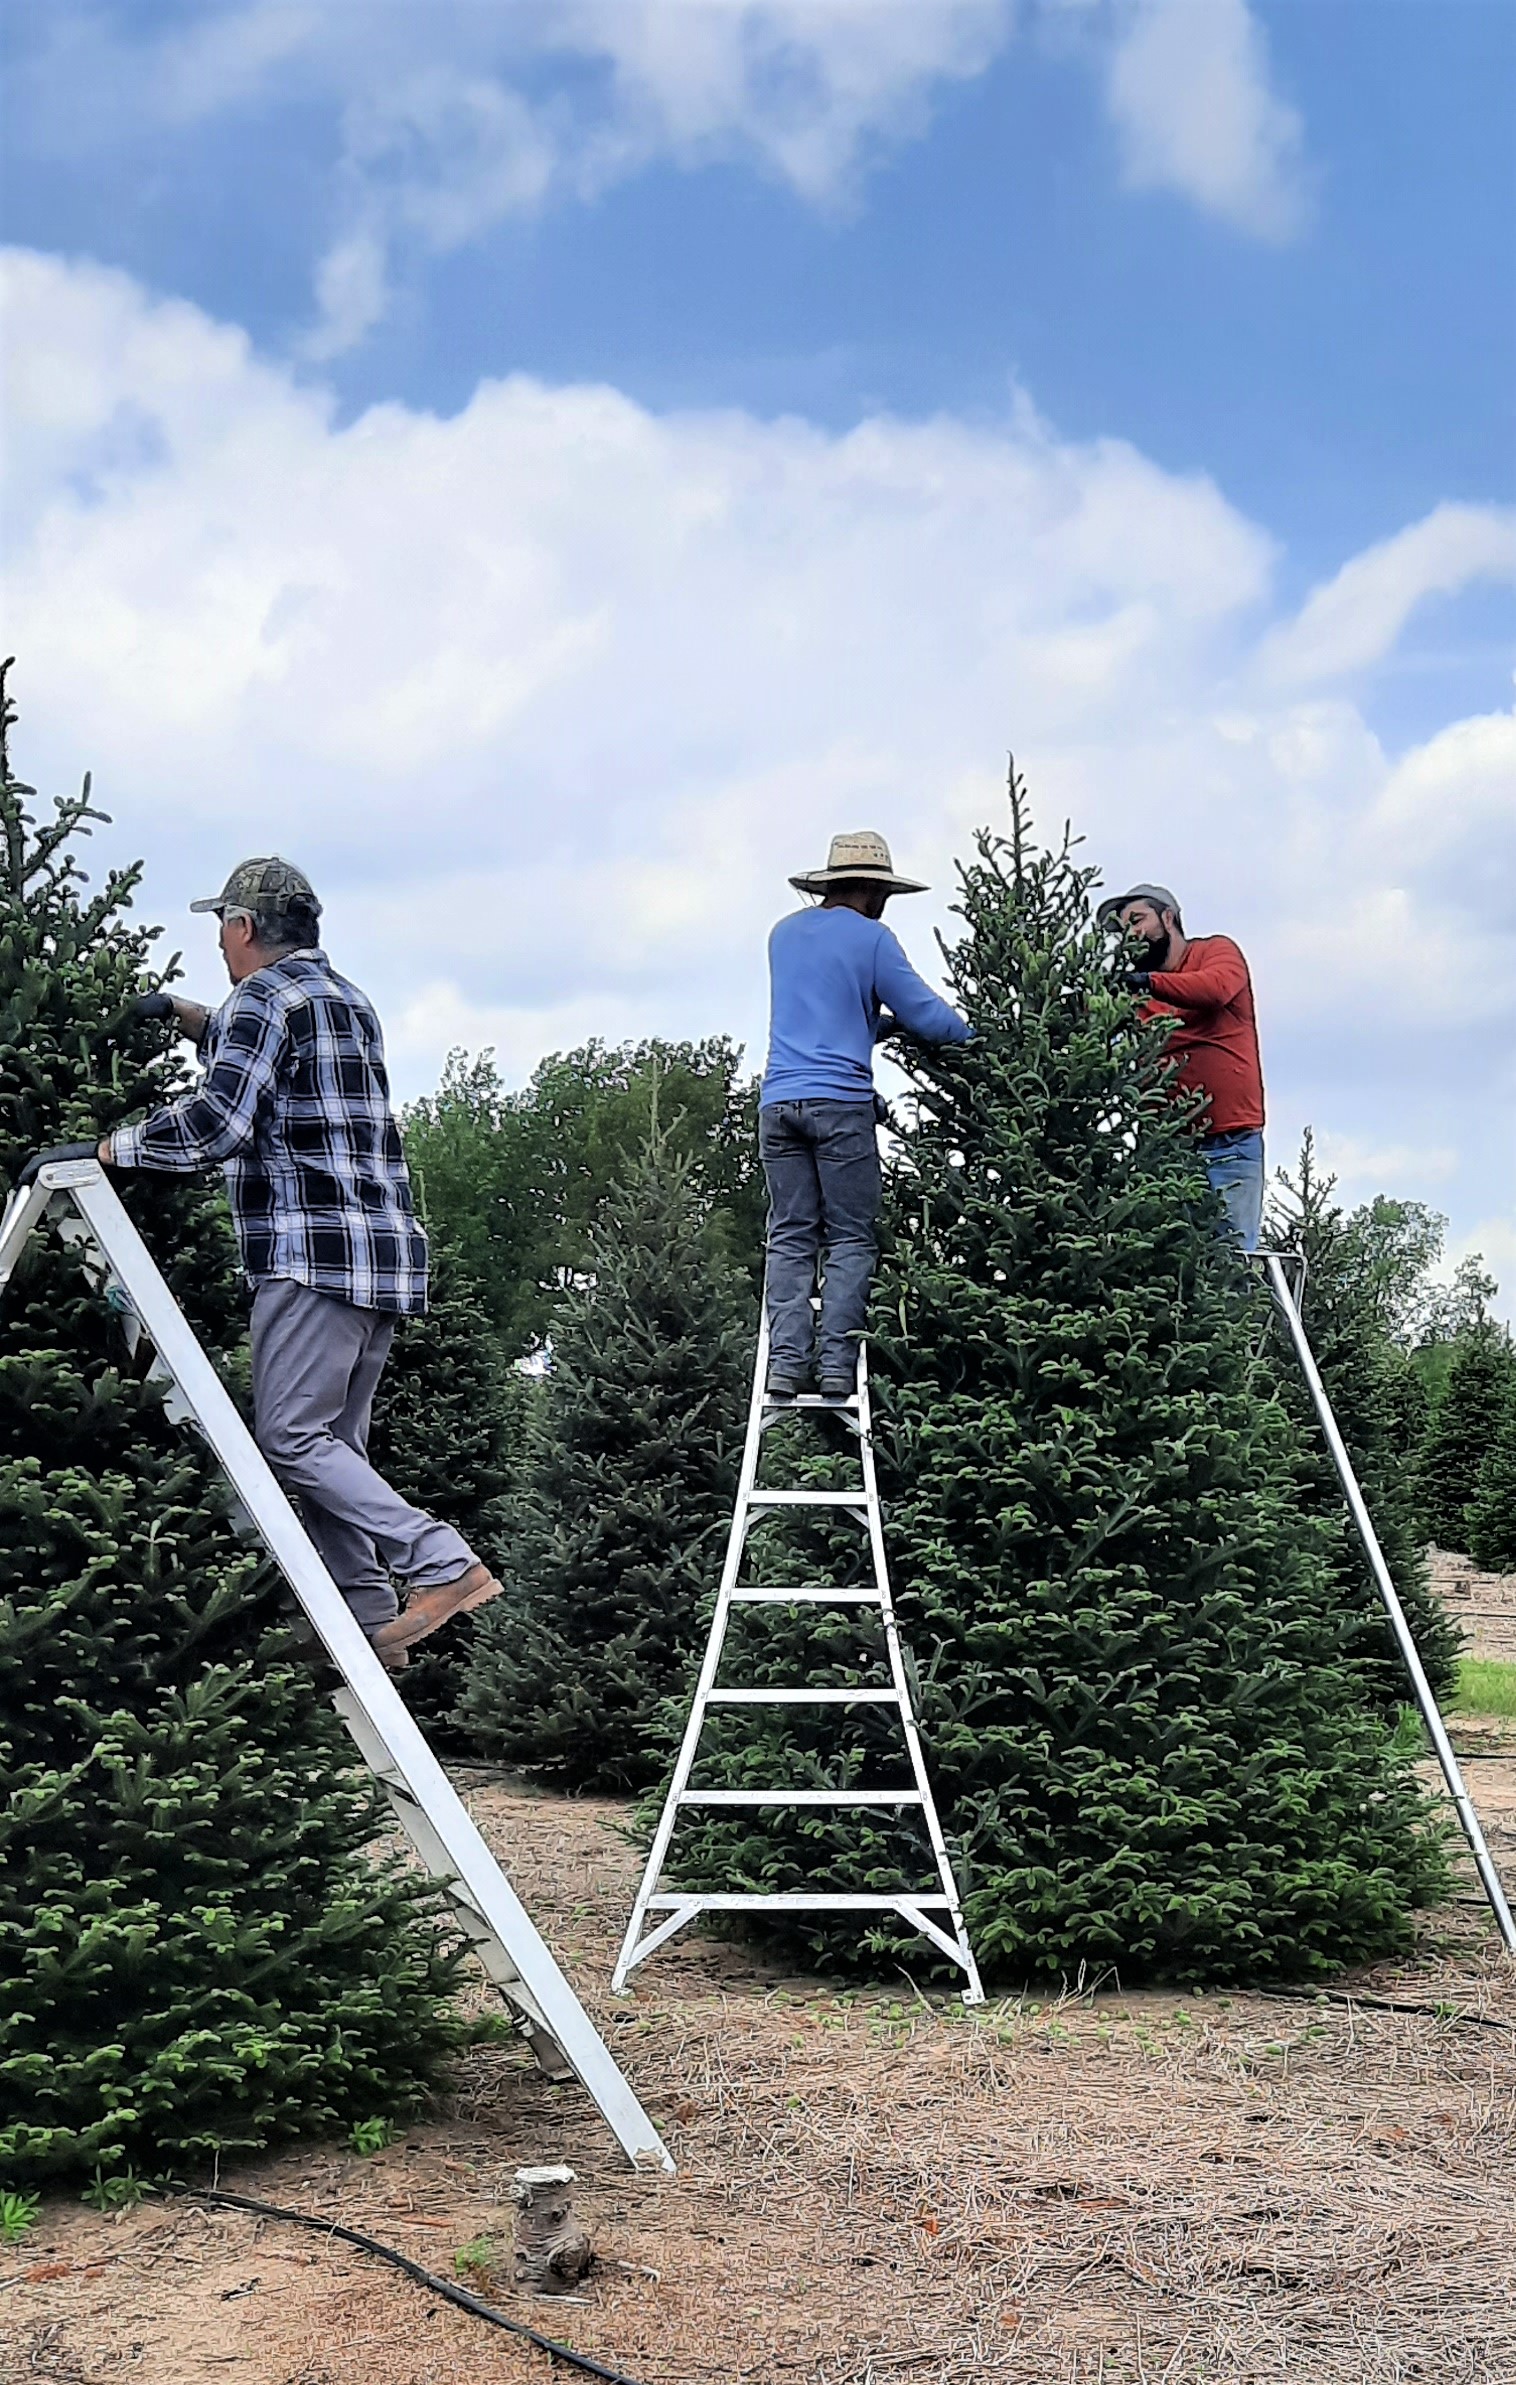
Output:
[759, 1099, 882, 1382]
[1203, 1127, 1265, 1253]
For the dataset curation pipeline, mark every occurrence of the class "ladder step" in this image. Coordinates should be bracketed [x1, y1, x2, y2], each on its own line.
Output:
[706, 1687, 897, 1705]
[731, 1586, 882, 1604]
[747, 1490, 868, 1507]
[648, 1894, 953, 1912]
[678, 1790, 924, 1807]
[763, 1392, 859, 1410]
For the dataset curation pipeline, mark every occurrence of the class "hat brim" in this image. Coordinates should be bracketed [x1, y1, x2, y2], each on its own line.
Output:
[188, 897, 227, 914]
[790, 868, 929, 897]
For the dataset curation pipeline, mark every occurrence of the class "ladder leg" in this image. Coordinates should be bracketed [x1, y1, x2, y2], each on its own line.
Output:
[1264, 1251, 1516, 1954]
[0, 1178, 51, 1295]
[5, 1163, 676, 2170]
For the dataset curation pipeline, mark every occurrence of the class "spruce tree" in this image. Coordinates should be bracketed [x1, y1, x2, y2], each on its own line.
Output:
[1261, 1137, 1460, 1706]
[0, 668, 463, 2190]
[1417, 1321, 1516, 1552]
[665, 775, 1441, 1985]
[458, 1124, 750, 1791]
[1465, 1382, 1516, 1572]
[366, 1238, 516, 1740]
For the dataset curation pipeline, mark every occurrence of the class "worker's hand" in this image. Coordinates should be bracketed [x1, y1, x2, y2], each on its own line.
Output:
[1123, 971, 1153, 995]
[97, 1137, 114, 1165]
[131, 990, 175, 1024]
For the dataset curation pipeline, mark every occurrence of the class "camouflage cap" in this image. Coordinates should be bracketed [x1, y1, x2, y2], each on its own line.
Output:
[190, 856, 321, 921]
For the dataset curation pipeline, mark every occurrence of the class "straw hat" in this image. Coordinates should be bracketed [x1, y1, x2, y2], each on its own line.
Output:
[789, 830, 928, 898]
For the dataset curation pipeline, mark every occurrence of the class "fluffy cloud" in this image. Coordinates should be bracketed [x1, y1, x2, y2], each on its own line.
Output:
[12, 2, 1310, 355]
[1257, 504, 1516, 687]
[1098, 0, 1309, 240]
[3, 245, 1511, 1300]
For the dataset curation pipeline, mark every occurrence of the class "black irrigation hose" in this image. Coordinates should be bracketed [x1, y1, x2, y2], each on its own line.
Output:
[1255, 1986, 1515, 2036]
[165, 2186, 651, 2385]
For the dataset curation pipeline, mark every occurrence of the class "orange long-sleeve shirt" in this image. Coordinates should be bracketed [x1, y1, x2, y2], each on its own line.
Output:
[1143, 933, 1265, 1137]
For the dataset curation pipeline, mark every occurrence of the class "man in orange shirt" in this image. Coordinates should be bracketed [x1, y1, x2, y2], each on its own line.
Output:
[1097, 881, 1266, 1251]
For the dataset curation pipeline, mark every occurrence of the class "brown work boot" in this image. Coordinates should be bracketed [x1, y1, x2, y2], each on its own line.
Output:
[371, 1562, 503, 1656]
[367, 1633, 409, 1673]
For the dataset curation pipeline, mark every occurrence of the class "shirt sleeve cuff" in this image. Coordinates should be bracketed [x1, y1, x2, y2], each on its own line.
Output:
[110, 1123, 143, 1169]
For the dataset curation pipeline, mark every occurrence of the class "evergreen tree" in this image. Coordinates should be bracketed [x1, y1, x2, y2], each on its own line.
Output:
[366, 1237, 518, 1740]
[0, 668, 464, 2190]
[1417, 1320, 1516, 1552]
[664, 775, 1441, 1986]
[459, 1124, 750, 1791]
[1465, 1380, 1516, 1573]
[1261, 1137, 1461, 1706]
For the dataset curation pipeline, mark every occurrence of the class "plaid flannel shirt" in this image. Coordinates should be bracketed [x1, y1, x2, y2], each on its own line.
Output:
[112, 950, 428, 1314]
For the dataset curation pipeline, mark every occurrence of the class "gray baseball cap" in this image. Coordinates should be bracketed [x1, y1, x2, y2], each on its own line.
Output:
[1096, 882, 1180, 929]
[190, 856, 321, 920]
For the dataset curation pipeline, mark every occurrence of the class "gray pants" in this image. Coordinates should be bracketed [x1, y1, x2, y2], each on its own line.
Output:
[250, 1278, 475, 1633]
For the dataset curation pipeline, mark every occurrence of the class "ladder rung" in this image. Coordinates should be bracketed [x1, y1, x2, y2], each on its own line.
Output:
[678, 1790, 923, 1807]
[706, 1687, 897, 1705]
[763, 1393, 859, 1409]
[747, 1490, 867, 1507]
[648, 1894, 953, 1912]
[730, 1587, 881, 1604]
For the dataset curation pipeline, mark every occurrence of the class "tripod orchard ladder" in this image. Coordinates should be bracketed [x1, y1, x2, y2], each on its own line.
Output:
[1259, 1248, 1516, 1954]
[0, 1156, 675, 2172]
[613, 1314, 984, 2001]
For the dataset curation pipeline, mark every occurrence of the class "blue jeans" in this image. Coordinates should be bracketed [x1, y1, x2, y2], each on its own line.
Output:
[760, 1100, 882, 1382]
[1203, 1128, 1265, 1253]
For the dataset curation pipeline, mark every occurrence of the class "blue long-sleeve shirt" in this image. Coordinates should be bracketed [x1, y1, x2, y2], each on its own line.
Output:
[760, 906, 971, 1107]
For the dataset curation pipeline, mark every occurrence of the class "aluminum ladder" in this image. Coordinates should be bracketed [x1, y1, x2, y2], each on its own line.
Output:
[613, 1315, 984, 2001]
[0, 1157, 675, 2170]
[1259, 1248, 1516, 1953]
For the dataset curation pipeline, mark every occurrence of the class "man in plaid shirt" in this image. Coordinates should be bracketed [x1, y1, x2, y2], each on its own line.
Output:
[100, 857, 502, 1669]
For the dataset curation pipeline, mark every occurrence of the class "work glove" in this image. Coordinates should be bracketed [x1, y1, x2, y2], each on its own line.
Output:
[1124, 971, 1153, 995]
[17, 1141, 107, 1188]
[130, 991, 177, 1023]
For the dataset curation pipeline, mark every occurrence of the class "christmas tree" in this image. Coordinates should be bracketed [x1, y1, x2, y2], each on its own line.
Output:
[458, 1122, 750, 1791]
[0, 667, 463, 2190]
[366, 1237, 517, 1741]
[1262, 1137, 1460, 1706]
[1417, 1320, 1516, 1552]
[1465, 1382, 1516, 1573]
[664, 773, 1441, 1985]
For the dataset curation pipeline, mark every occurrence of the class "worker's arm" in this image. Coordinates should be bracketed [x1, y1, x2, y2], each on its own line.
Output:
[873, 931, 972, 1045]
[1144, 941, 1249, 1012]
[104, 981, 286, 1172]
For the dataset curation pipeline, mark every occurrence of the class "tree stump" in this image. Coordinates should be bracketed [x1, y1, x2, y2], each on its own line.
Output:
[512, 2165, 592, 2294]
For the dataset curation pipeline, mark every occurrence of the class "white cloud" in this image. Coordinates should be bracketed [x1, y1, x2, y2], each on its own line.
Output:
[1099, 0, 1309, 241]
[1258, 504, 1516, 687]
[2, 245, 1511, 1300]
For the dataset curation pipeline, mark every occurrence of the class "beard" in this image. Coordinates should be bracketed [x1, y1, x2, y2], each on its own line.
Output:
[1140, 929, 1172, 968]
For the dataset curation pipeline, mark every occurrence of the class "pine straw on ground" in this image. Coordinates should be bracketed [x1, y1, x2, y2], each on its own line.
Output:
[6, 1762, 1516, 2385]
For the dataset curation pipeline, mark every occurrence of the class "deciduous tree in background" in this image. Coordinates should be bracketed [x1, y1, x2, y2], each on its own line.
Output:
[0, 669, 463, 2190]
[665, 774, 1442, 1986]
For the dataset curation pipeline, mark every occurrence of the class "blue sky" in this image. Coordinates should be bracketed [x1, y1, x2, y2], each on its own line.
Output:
[2, 0, 1513, 1295]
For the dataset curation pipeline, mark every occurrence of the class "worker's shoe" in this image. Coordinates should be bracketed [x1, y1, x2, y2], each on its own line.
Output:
[371, 1562, 504, 1656]
[367, 1634, 409, 1674]
[818, 1372, 856, 1401]
[766, 1371, 806, 1401]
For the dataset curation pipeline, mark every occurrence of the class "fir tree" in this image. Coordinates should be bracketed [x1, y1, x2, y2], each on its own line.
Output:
[665, 773, 1442, 1986]
[1261, 1136, 1461, 1706]
[0, 668, 464, 2190]
[366, 1237, 517, 1741]
[458, 1123, 750, 1791]
[1465, 1381, 1516, 1572]
[1417, 1321, 1516, 1552]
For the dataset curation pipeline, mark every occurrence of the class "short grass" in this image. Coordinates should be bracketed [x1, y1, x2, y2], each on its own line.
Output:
[1451, 1658, 1516, 1718]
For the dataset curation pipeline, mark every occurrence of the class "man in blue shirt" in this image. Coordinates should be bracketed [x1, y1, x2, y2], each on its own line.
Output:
[760, 831, 972, 1399]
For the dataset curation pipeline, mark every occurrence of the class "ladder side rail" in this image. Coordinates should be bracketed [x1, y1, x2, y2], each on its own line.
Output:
[1264, 1251, 1516, 1953]
[610, 1306, 773, 1993]
[855, 1346, 985, 2000]
[30, 1165, 675, 2168]
[0, 1179, 53, 1295]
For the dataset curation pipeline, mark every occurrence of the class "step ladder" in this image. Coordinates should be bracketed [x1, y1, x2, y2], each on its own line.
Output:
[1259, 1247, 1516, 1953]
[0, 1157, 675, 2171]
[613, 1316, 984, 2001]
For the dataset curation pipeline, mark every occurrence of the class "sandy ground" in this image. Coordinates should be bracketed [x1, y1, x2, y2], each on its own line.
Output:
[6, 1559, 1515, 2385]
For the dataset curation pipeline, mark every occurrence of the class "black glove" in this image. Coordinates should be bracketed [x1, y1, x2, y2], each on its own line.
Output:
[17, 1141, 105, 1188]
[1124, 971, 1152, 995]
[131, 991, 176, 1023]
